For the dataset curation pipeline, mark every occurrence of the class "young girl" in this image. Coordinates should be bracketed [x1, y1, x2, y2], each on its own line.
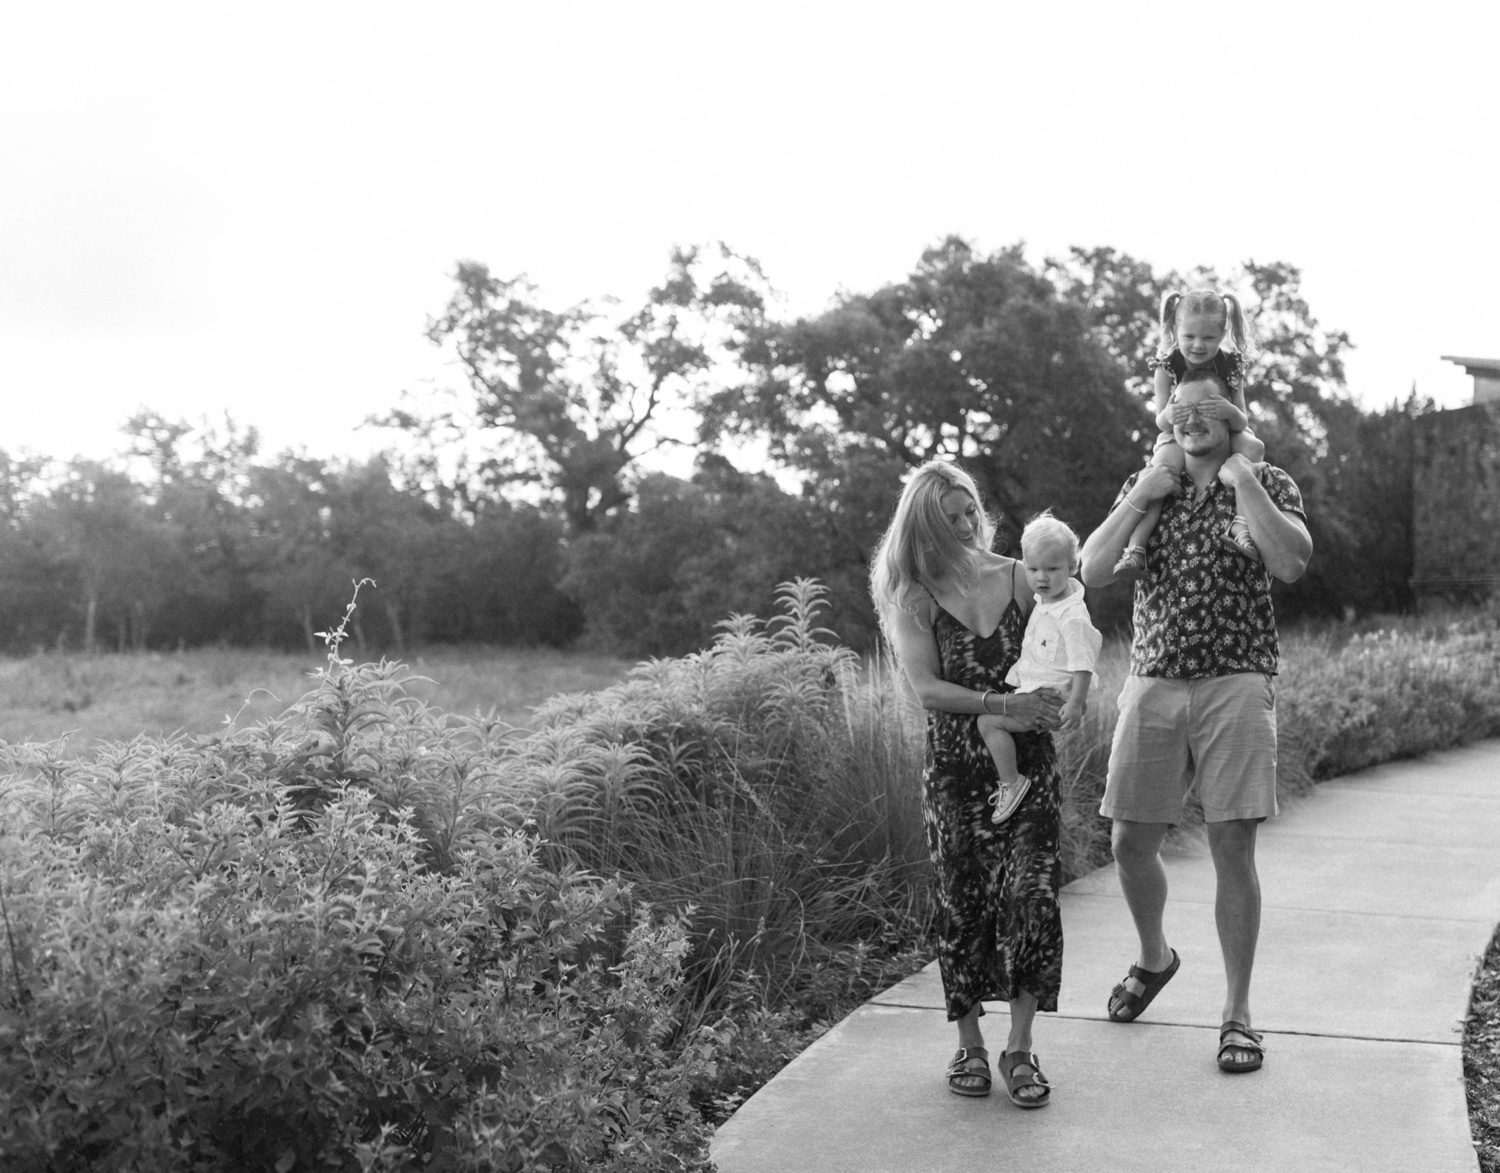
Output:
[1112, 288, 1267, 580]
[978, 513, 1101, 824]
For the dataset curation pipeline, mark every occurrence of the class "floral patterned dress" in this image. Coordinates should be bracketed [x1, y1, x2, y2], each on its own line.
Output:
[923, 585, 1064, 1021]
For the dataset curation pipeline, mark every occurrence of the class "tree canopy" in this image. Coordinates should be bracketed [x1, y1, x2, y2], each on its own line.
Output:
[382, 243, 771, 532]
[0, 238, 1422, 657]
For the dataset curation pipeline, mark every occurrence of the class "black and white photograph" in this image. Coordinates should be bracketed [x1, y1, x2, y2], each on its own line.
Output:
[2, 3, 1498, 1170]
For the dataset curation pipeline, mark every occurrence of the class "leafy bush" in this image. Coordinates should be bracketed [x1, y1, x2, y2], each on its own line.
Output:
[0, 579, 932, 1167]
[1278, 613, 1500, 780]
[495, 580, 931, 1115]
[0, 678, 715, 1170]
[5, 581, 1494, 1170]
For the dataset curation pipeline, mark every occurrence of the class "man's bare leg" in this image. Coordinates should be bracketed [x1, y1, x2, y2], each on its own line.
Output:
[1109, 818, 1177, 1017]
[1207, 818, 1261, 1066]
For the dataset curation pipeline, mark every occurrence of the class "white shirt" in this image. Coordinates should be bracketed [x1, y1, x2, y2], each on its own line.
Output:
[1005, 579, 1103, 693]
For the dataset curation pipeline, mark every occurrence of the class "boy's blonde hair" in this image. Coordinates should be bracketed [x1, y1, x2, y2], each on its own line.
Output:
[1019, 510, 1080, 565]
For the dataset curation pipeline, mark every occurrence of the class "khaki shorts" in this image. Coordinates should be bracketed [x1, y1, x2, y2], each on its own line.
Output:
[1100, 673, 1279, 825]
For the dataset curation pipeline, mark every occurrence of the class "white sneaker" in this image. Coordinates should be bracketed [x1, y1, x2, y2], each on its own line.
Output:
[990, 775, 1031, 824]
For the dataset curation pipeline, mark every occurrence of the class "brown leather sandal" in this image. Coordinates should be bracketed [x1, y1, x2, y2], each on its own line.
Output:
[999, 1050, 1051, 1108]
[1217, 1021, 1265, 1073]
[945, 1046, 991, 1097]
[1107, 948, 1180, 1022]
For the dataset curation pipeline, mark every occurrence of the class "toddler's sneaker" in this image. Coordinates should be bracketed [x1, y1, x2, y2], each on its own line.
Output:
[990, 775, 1031, 825]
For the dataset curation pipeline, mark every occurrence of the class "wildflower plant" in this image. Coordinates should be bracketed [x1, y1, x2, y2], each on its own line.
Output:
[0, 581, 717, 1171]
[7, 576, 1489, 1167]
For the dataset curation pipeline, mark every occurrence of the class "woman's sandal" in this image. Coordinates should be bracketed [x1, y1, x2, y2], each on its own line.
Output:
[946, 1046, 991, 1097]
[1217, 1021, 1265, 1073]
[989, 775, 1031, 825]
[942, 1050, 990, 1098]
[998, 1050, 1051, 1108]
[1106, 948, 1180, 1022]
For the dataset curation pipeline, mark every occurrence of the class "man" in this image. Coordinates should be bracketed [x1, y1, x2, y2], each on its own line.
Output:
[1079, 370, 1312, 1074]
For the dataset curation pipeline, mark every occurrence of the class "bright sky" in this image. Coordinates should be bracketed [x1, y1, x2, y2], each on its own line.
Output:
[3, 2, 1496, 470]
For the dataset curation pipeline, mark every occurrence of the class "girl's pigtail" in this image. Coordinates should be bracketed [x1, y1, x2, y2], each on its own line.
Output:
[1157, 291, 1182, 357]
[1222, 293, 1255, 357]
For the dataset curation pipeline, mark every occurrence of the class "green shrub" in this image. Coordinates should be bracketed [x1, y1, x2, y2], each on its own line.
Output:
[495, 580, 931, 1114]
[8, 583, 1493, 1168]
[1278, 613, 1500, 780]
[0, 664, 715, 1171]
[0, 579, 934, 1166]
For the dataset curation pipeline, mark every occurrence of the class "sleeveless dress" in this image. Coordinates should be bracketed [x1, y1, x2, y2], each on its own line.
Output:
[923, 578, 1064, 1020]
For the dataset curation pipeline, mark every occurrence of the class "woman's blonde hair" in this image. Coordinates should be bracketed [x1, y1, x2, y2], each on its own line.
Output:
[870, 458, 998, 641]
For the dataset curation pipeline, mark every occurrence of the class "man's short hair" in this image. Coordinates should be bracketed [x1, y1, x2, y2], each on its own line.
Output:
[1178, 368, 1233, 400]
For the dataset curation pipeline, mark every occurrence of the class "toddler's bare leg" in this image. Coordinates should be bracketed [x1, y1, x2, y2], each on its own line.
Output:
[977, 713, 1020, 780]
[976, 712, 1031, 824]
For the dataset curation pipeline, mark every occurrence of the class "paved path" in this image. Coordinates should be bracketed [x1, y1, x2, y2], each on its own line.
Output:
[712, 740, 1500, 1172]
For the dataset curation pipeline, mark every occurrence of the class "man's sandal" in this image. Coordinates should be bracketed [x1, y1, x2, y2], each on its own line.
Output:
[1217, 1021, 1265, 1073]
[1106, 948, 1180, 1022]
[998, 1050, 1051, 1108]
[946, 1046, 991, 1097]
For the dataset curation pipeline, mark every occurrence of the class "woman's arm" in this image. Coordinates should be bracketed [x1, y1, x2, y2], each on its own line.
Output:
[888, 601, 1060, 725]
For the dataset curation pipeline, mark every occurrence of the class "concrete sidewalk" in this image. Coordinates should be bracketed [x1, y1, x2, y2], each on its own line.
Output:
[712, 741, 1500, 1172]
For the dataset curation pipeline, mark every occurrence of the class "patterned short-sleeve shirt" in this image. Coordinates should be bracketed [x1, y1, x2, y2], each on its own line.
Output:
[1116, 465, 1306, 678]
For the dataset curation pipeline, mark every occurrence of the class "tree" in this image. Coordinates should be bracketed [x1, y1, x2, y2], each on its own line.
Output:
[710, 236, 1152, 550]
[328, 457, 453, 654]
[426, 500, 582, 646]
[1277, 390, 1427, 618]
[563, 459, 862, 655]
[1044, 245, 1168, 396]
[246, 454, 355, 652]
[124, 411, 264, 645]
[39, 462, 182, 651]
[0, 451, 72, 651]
[388, 243, 771, 533]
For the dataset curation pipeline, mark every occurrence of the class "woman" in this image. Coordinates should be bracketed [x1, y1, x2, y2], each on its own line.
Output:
[870, 459, 1064, 1106]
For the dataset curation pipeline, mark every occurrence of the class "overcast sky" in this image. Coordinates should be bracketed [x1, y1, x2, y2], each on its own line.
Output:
[3, 1, 1496, 471]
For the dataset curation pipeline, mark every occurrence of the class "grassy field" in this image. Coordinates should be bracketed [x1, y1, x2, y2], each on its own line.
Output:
[0, 645, 636, 752]
[1, 604, 1497, 1165]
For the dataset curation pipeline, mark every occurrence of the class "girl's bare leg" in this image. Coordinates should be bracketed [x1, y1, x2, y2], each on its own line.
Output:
[1115, 441, 1182, 580]
[1224, 431, 1265, 561]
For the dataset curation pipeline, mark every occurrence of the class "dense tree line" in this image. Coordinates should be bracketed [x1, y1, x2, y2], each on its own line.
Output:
[0, 240, 1427, 657]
